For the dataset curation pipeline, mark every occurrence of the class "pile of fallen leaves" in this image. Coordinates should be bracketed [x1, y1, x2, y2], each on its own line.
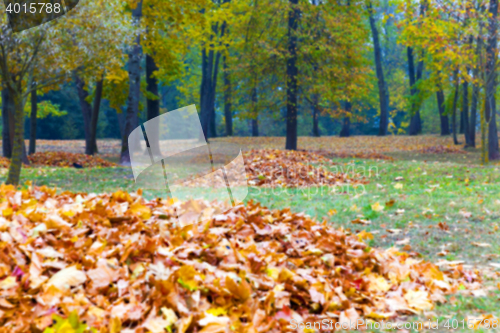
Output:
[243, 149, 365, 187]
[0, 185, 481, 333]
[312, 150, 394, 161]
[244, 149, 333, 164]
[418, 145, 466, 154]
[0, 152, 116, 168]
[0, 158, 9, 169]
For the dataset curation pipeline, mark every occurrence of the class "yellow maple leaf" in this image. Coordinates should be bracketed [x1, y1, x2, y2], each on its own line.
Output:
[206, 308, 227, 316]
[371, 202, 384, 212]
[404, 290, 433, 312]
[367, 274, 391, 293]
[2, 207, 13, 217]
[161, 307, 178, 326]
[357, 230, 374, 241]
[130, 202, 151, 220]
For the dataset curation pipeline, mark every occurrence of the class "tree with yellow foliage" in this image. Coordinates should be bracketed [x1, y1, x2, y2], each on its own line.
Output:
[0, 0, 134, 185]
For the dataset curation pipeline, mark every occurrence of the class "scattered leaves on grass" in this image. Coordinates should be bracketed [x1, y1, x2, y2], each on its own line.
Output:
[466, 314, 499, 329]
[351, 218, 371, 225]
[438, 222, 450, 231]
[0, 185, 481, 332]
[371, 202, 384, 212]
[471, 242, 491, 248]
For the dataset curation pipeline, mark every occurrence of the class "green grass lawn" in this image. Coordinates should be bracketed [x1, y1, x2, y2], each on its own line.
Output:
[2, 154, 500, 331]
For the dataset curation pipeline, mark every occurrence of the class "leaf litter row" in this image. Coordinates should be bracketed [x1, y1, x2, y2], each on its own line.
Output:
[0, 152, 116, 168]
[0, 185, 482, 333]
[15, 136, 461, 155]
[418, 145, 466, 154]
[214, 135, 463, 154]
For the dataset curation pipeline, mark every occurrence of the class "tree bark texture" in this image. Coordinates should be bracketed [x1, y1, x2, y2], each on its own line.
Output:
[408, 47, 424, 135]
[89, 77, 104, 155]
[146, 54, 160, 150]
[368, 2, 389, 136]
[120, 1, 143, 165]
[485, 0, 499, 160]
[200, 13, 227, 140]
[286, 0, 299, 150]
[74, 75, 93, 155]
[223, 55, 233, 136]
[251, 86, 259, 137]
[470, 79, 478, 147]
[462, 77, 472, 146]
[339, 101, 351, 137]
[6, 89, 26, 185]
[29, 86, 37, 155]
[312, 94, 320, 137]
[2, 89, 12, 158]
[452, 75, 460, 145]
[436, 89, 450, 136]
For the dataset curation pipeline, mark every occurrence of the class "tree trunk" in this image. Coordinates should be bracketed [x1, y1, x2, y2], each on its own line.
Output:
[6, 89, 25, 185]
[89, 77, 103, 155]
[460, 75, 471, 139]
[462, 77, 472, 146]
[146, 55, 160, 122]
[200, 47, 213, 141]
[436, 88, 450, 136]
[415, 52, 424, 134]
[146, 54, 160, 151]
[407, 47, 417, 136]
[200, 47, 223, 140]
[209, 104, 217, 138]
[120, 1, 143, 165]
[470, 36, 482, 148]
[452, 74, 460, 145]
[74, 75, 92, 154]
[208, 44, 224, 140]
[470, 79, 478, 148]
[2, 89, 12, 158]
[251, 86, 259, 137]
[29, 86, 37, 155]
[481, 101, 487, 164]
[408, 47, 424, 135]
[200, 19, 226, 141]
[116, 109, 126, 139]
[2, 87, 28, 169]
[312, 94, 320, 137]
[486, 0, 500, 160]
[286, 0, 299, 150]
[461, 35, 473, 142]
[459, 104, 465, 134]
[223, 55, 233, 136]
[368, 2, 389, 136]
[339, 101, 351, 137]
[251, 119, 259, 137]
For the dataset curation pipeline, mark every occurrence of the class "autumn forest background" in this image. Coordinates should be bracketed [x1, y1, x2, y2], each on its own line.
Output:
[1, 0, 500, 332]
[3, 0, 500, 177]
